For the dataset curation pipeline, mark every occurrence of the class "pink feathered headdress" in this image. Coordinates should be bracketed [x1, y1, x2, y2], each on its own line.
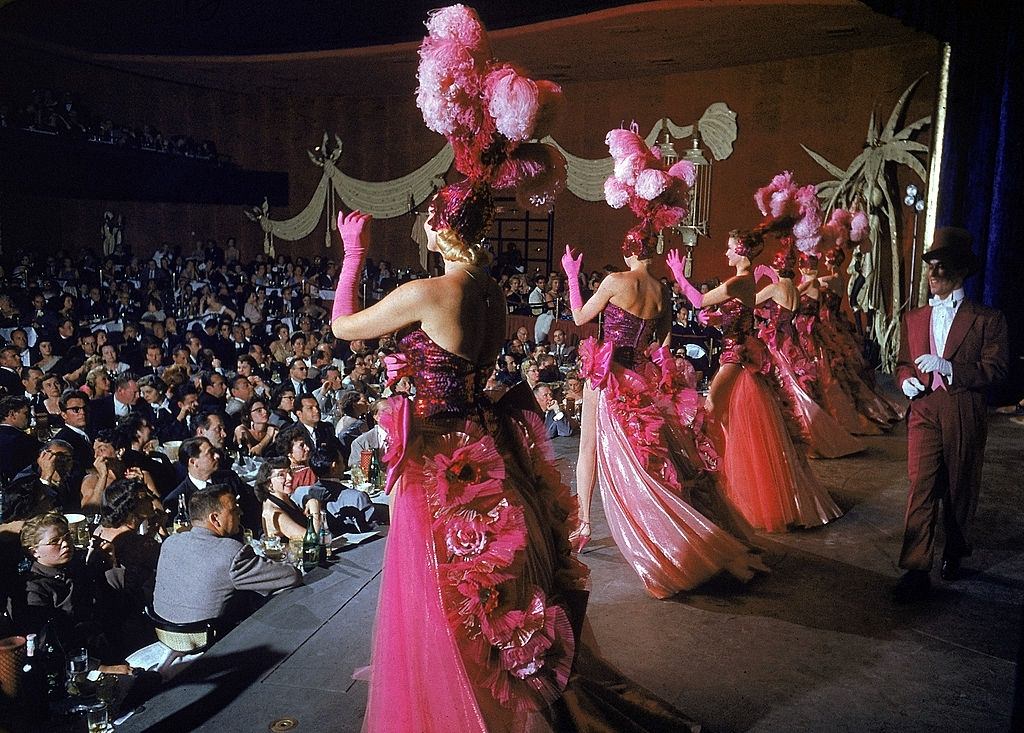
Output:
[602, 123, 695, 259]
[417, 5, 567, 233]
[753, 171, 822, 255]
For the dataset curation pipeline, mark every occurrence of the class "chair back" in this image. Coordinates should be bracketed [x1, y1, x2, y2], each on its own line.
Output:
[144, 606, 216, 654]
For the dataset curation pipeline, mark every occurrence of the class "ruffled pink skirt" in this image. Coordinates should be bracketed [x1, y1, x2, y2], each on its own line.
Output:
[714, 367, 843, 532]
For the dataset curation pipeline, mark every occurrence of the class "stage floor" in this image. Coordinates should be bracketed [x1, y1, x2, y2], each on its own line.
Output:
[119, 414, 1022, 732]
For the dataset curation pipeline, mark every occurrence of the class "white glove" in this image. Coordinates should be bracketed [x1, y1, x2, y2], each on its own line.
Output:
[902, 377, 926, 399]
[914, 353, 952, 377]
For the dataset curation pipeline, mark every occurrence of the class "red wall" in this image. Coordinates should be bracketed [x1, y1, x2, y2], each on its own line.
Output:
[2, 38, 939, 291]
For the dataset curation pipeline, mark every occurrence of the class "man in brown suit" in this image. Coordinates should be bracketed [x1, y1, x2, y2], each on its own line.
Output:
[894, 227, 1008, 602]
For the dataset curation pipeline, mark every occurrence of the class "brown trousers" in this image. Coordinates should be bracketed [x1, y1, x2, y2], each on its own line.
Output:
[900, 387, 987, 570]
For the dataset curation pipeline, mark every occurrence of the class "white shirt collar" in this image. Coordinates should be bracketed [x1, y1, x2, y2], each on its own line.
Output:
[929, 287, 965, 308]
[66, 424, 90, 440]
[189, 474, 210, 490]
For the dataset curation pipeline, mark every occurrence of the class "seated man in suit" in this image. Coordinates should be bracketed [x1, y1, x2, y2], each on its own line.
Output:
[153, 484, 300, 630]
[52, 390, 94, 497]
[165, 437, 262, 536]
[295, 394, 339, 452]
[0, 396, 41, 486]
[533, 384, 573, 438]
[87, 375, 139, 439]
[2, 439, 77, 524]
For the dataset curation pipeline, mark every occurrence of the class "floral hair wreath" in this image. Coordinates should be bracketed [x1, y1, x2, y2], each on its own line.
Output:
[416, 5, 567, 246]
[603, 122, 696, 259]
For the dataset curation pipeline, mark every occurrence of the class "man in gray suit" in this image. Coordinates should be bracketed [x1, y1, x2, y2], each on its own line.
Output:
[153, 484, 300, 629]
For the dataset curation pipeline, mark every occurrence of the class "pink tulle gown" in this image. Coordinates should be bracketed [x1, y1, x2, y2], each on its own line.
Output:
[755, 300, 865, 458]
[364, 329, 697, 732]
[818, 288, 903, 424]
[579, 303, 768, 599]
[794, 293, 884, 435]
[708, 299, 843, 532]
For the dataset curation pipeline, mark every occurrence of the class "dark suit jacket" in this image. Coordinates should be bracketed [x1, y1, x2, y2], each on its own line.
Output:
[544, 409, 573, 438]
[52, 425, 93, 494]
[300, 421, 338, 452]
[86, 396, 116, 438]
[0, 366, 21, 397]
[0, 424, 41, 486]
[164, 470, 263, 536]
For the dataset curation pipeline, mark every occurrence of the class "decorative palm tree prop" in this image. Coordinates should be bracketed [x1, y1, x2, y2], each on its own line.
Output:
[803, 76, 930, 372]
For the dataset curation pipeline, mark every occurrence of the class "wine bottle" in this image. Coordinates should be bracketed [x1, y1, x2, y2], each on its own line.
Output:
[319, 510, 333, 559]
[20, 634, 49, 716]
[173, 494, 191, 533]
[301, 513, 320, 571]
[370, 448, 384, 493]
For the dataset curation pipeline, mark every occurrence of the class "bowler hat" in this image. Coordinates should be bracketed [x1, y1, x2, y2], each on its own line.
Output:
[922, 226, 977, 274]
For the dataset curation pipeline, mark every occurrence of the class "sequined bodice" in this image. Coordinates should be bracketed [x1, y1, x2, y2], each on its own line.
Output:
[755, 300, 796, 347]
[398, 330, 483, 419]
[716, 298, 754, 340]
[796, 294, 820, 319]
[602, 302, 658, 368]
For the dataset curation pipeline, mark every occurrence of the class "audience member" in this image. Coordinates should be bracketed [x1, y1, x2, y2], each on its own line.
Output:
[152, 483, 300, 630]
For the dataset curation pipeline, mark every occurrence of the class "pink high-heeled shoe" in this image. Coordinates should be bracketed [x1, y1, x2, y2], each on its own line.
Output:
[570, 521, 592, 553]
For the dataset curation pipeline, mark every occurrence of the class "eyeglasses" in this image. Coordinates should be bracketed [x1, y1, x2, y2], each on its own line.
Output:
[35, 532, 72, 548]
[64, 406, 86, 413]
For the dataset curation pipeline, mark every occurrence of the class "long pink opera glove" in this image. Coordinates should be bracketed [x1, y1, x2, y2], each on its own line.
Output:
[754, 264, 780, 283]
[560, 245, 584, 311]
[666, 249, 702, 308]
[332, 210, 372, 320]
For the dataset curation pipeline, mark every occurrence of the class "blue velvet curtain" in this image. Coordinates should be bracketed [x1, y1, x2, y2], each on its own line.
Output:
[862, 1, 1023, 401]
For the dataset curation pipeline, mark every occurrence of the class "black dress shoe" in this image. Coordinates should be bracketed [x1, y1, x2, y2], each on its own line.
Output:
[940, 557, 962, 581]
[893, 570, 931, 604]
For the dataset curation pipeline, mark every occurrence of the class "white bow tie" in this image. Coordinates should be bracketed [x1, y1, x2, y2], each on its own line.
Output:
[929, 295, 959, 310]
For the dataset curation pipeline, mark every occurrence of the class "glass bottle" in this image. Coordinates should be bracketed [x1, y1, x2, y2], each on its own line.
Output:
[172, 494, 191, 533]
[20, 633, 48, 714]
[319, 510, 333, 559]
[370, 448, 384, 494]
[301, 513, 320, 571]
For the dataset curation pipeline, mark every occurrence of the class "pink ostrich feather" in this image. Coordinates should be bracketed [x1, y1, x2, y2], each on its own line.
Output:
[485, 65, 540, 142]
[604, 175, 631, 209]
[605, 128, 648, 161]
[634, 169, 671, 201]
[667, 159, 697, 187]
[426, 4, 488, 53]
[613, 152, 649, 185]
[651, 204, 687, 231]
[850, 210, 869, 242]
[754, 171, 796, 216]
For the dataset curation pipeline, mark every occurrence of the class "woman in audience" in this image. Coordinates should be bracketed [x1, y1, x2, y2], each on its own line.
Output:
[40, 372, 67, 423]
[33, 338, 61, 374]
[90, 478, 162, 645]
[269, 322, 293, 364]
[17, 512, 118, 658]
[100, 343, 131, 377]
[253, 456, 320, 540]
[84, 365, 111, 399]
[234, 397, 279, 456]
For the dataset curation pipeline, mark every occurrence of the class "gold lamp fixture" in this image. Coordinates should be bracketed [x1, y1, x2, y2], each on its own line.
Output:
[655, 129, 712, 268]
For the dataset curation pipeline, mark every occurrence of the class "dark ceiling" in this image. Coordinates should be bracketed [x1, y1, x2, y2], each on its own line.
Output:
[0, 1, 938, 97]
[0, 0, 634, 55]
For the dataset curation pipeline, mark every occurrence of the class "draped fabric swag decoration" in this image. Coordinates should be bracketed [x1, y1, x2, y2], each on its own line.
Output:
[244, 104, 738, 254]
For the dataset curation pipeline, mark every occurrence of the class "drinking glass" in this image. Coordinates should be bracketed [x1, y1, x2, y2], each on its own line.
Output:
[86, 701, 112, 733]
[262, 535, 284, 561]
[287, 538, 303, 567]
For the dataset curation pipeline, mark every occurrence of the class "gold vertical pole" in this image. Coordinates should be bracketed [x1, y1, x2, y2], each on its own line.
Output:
[919, 42, 951, 305]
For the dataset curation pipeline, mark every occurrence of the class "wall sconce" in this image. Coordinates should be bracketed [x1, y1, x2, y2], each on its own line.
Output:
[655, 130, 712, 274]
